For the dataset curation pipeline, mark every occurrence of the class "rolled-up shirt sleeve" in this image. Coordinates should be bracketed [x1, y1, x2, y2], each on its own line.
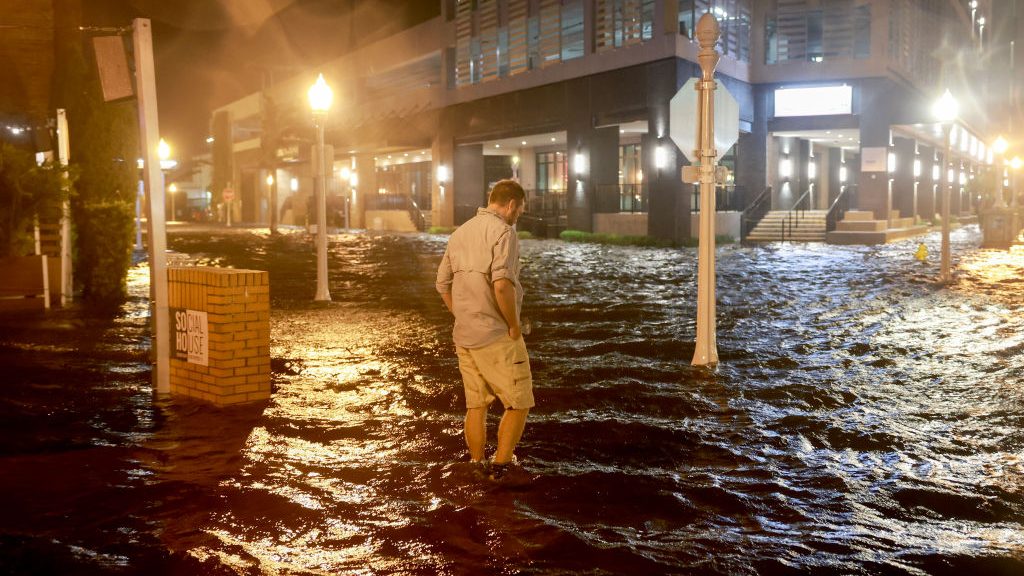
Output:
[436, 247, 453, 294]
[489, 229, 517, 284]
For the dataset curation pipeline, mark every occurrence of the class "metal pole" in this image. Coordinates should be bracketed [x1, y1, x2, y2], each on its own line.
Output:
[692, 13, 720, 367]
[940, 124, 952, 283]
[56, 109, 72, 305]
[133, 18, 170, 394]
[314, 115, 331, 301]
[135, 180, 144, 250]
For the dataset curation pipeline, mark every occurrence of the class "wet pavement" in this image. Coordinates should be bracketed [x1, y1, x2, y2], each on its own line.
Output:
[1, 223, 1023, 575]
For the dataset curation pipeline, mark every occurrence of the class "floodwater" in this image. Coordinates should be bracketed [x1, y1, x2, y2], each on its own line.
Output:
[1, 223, 1023, 575]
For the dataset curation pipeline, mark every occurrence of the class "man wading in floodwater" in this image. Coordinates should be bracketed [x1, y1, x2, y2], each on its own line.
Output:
[436, 179, 534, 481]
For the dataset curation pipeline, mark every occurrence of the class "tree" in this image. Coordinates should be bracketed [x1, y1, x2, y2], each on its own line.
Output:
[52, 0, 138, 305]
[0, 143, 66, 258]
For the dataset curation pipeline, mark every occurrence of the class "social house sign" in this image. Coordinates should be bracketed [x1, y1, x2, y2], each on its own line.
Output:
[171, 308, 208, 365]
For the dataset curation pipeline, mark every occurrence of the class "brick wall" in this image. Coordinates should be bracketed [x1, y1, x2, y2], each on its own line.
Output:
[167, 267, 270, 405]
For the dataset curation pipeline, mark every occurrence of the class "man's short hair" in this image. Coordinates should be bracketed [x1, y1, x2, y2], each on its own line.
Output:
[488, 179, 526, 206]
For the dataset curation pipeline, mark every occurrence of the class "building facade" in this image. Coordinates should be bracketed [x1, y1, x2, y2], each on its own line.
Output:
[212, 0, 1009, 242]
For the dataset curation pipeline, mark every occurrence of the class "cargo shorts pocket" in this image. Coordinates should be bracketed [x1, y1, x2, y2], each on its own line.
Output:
[510, 337, 532, 385]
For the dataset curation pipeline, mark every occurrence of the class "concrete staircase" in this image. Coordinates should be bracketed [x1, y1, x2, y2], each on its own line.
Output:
[826, 209, 929, 245]
[745, 210, 827, 242]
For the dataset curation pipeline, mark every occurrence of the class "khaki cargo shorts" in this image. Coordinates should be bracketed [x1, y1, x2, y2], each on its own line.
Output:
[456, 335, 534, 410]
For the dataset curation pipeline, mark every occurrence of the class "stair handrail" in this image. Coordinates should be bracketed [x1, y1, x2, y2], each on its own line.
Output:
[825, 185, 854, 233]
[782, 187, 813, 241]
[740, 186, 773, 241]
[407, 196, 426, 232]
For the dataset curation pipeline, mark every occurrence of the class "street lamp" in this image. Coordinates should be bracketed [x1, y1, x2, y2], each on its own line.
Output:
[157, 138, 177, 170]
[308, 73, 333, 302]
[168, 182, 178, 222]
[932, 90, 958, 283]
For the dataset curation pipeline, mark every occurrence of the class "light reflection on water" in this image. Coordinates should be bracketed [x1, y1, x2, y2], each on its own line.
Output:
[2, 225, 1023, 574]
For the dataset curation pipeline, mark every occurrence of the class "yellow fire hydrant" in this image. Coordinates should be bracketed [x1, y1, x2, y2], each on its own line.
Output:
[914, 242, 928, 262]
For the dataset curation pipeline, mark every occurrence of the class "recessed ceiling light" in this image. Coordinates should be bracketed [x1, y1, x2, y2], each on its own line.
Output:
[521, 141, 527, 146]
[495, 144, 500, 148]
[550, 137, 556, 142]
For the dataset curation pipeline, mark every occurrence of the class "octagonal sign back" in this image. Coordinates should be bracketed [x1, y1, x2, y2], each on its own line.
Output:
[670, 77, 739, 163]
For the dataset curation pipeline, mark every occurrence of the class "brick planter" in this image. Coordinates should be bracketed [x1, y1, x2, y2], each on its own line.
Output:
[167, 267, 270, 405]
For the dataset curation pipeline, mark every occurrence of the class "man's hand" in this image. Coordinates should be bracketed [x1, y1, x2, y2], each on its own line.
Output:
[440, 292, 454, 314]
[493, 278, 520, 340]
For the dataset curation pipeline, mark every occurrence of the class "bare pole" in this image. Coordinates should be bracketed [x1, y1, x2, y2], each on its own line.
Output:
[692, 13, 721, 367]
[133, 18, 170, 393]
[56, 109, 73, 306]
[940, 123, 952, 283]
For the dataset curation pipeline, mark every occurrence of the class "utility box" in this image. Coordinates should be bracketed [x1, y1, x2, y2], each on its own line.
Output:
[980, 208, 1018, 249]
[167, 267, 270, 405]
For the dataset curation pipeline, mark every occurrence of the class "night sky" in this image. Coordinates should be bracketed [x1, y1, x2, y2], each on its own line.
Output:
[85, 0, 439, 160]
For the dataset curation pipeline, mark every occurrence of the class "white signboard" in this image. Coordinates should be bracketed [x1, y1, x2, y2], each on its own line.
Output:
[774, 85, 852, 117]
[172, 308, 209, 366]
[861, 147, 888, 173]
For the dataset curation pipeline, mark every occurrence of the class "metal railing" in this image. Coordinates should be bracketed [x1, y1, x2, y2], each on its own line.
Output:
[525, 190, 567, 219]
[691, 185, 744, 213]
[826, 185, 855, 232]
[780, 187, 813, 241]
[366, 194, 426, 231]
[740, 186, 772, 241]
[594, 184, 648, 213]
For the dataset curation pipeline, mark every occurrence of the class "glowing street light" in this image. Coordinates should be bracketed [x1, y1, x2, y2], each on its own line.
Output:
[933, 90, 958, 283]
[993, 136, 1009, 155]
[308, 73, 333, 302]
[157, 138, 176, 170]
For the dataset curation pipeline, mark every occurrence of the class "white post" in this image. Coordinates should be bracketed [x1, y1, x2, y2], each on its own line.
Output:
[135, 180, 144, 250]
[692, 13, 721, 367]
[57, 109, 73, 305]
[940, 124, 952, 283]
[134, 18, 170, 394]
[313, 119, 331, 301]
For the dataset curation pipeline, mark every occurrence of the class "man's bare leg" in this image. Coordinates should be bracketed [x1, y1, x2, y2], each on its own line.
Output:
[464, 406, 488, 462]
[493, 408, 529, 464]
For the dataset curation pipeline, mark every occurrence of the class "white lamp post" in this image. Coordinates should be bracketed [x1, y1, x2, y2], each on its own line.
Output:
[309, 73, 333, 302]
[933, 90, 958, 283]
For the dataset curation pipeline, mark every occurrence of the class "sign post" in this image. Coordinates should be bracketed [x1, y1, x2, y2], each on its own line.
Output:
[668, 13, 736, 367]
